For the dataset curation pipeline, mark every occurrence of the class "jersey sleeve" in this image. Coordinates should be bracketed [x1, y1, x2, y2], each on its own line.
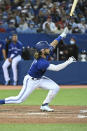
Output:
[46, 46, 54, 60]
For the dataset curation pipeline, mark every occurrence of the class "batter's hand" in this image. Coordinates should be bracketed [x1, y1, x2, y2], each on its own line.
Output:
[8, 58, 12, 63]
[68, 56, 76, 64]
[60, 27, 69, 38]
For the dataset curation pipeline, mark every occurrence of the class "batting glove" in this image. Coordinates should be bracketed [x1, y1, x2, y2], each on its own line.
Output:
[60, 27, 69, 38]
[68, 56, 76, 64]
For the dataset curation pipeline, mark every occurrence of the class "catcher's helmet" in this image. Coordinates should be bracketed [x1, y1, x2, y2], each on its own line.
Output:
[35, 41, 50, 52]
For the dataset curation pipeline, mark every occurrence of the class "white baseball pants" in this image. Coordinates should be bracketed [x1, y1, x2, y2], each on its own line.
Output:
[5, 74, 60, 104]
[2, 55, 21, 82]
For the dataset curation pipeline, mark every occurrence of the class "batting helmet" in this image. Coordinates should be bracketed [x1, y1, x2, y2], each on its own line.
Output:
[35, 41, 50, 52]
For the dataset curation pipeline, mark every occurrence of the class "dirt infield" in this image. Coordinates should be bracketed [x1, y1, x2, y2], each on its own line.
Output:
[0, 105, 87, 124]
[0, 85, 87, 90]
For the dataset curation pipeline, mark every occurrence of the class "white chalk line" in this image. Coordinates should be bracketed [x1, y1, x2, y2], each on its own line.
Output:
[0, 109, 87, 119]
[77, 110, 87, 119]
[80, 110, 87, 113]
[78, 115, 87, 119]
[0, 112, 78, 119]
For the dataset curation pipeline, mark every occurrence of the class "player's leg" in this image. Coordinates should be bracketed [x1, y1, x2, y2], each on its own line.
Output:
[12, 55, 21, 85]
[0, 75, 39, 104]
[2, 59, 11, 85]
[39, 76, 60, 111]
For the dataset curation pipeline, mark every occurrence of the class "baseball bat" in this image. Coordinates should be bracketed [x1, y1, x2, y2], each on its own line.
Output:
[70, 0, 78, 16]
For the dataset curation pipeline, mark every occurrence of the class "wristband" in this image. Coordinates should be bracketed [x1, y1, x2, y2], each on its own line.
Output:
[55, 36, 62, 43]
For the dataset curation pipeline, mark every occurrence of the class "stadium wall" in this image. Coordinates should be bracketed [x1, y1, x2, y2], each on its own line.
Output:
[0, 60, 87, 85]
[0, 33, 87, 52]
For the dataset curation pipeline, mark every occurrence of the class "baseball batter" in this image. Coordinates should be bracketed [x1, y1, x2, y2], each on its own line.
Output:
[2, 34, 23, 86]
[0, 27, 76, 111]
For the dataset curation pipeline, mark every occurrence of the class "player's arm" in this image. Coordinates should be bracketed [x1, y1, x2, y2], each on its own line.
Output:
[2, 42, 7, 60]
[47, 56, 76, 71]
[2, 49, 7, 60]
[50, 27, 68, 48]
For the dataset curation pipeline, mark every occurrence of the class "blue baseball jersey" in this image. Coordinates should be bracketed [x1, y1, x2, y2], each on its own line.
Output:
[28, 58, 50, 78]
[0, 40, 5, 60]
[28, 46, 54, 78]
[8, 41, 23, 59]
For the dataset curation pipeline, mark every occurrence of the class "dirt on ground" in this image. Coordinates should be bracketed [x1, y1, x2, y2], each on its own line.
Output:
[0, 85, 87, 90]
[0, 105, 87, 124]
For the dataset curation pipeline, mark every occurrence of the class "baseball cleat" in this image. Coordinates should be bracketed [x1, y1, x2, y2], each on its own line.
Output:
[5, 80, 10, 85]
[40, 105, 54, 112]
[13, 81, 17, 86]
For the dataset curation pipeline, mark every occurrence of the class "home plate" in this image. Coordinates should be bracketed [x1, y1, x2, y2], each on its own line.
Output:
[80, 110, 87, 113]
[78, 115, 87, 119]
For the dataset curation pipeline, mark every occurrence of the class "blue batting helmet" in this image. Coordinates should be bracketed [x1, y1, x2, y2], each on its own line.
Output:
[35, 41, 50, 52]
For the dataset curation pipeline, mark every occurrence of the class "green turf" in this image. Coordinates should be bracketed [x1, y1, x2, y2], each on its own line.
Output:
[0, 88, 87, 106]
[0, 124, 87, 131]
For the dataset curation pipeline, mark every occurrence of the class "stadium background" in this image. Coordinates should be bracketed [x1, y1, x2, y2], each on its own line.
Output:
[0, 0, 87, 131]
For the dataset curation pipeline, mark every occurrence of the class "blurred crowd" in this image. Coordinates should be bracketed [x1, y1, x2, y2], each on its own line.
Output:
[0, 0, 87, 34]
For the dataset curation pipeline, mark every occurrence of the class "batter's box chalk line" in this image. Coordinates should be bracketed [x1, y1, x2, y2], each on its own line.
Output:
[27, 112, 47, 115]
[77, 110, 87, 119]
[78, 115, 87, 119]
[80, 110, 87, 113]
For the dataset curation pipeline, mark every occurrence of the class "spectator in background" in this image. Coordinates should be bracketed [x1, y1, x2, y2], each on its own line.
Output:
[16, 18, 29, 33]
[39, 4, 49, 18]
[27, 21, 37, 33]
[68, 36, 78, 60]
[42, 16, 59, 34]
[67, 24, 72, 34]
[0, 21, 6, 32]
[78, 18, 87, 34]
[58, 40, 69, 61]
[2, 34, 23, 86]
[7, 19, 16, 33]
[0, 0, 87, 34]
[16, 20, 37, 33]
